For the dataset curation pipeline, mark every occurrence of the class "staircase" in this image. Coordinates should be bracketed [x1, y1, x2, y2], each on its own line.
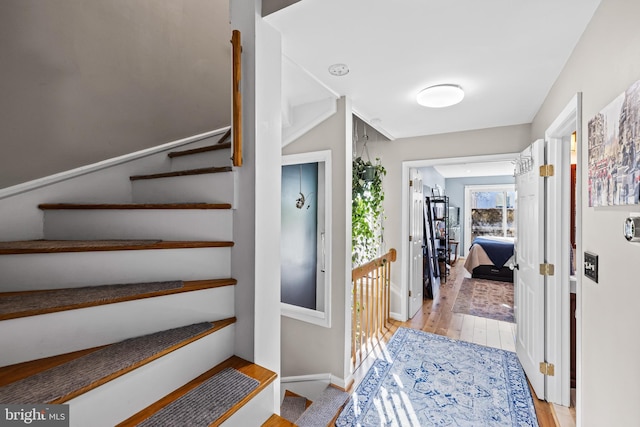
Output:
[279, 387, 349, 427]
[0, 130, 276, 426]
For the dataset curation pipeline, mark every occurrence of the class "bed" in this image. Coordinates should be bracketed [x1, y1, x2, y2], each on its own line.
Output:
[464, 236, 515, 282]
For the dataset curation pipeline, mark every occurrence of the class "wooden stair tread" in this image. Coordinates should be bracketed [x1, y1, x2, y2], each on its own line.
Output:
[168, 142, 232, 158]
[117, 355, 277, 426]
[39, 203, 232, 210]
[262, 414, 297, 427]
[0, 240, 234, 255]
[0, 279, 237, 321]
[0, 318, 237, 397]
[168, 129, 231, 159]
[130, 166, 233, 181]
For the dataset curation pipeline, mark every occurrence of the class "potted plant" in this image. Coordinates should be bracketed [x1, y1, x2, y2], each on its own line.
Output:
[352, 157, 386, 266]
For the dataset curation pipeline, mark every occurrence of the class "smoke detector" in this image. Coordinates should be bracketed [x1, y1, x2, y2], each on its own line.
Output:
[328, 63, 349, 76]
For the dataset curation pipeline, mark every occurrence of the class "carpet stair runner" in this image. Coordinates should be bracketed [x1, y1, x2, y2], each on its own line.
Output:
[280, 391, 311, 423]
[295, 386, 349, 427]
[0, 318, 235, 404]
[279, 386, 349, 427]
[0, 278, 236, 321]
[118, 356, 276, 426]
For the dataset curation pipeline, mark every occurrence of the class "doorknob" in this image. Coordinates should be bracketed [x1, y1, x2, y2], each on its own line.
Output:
[509, 263, 519, 271]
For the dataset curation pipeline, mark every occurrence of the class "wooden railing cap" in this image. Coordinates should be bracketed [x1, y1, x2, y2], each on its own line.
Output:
[351, 248, 397, 280]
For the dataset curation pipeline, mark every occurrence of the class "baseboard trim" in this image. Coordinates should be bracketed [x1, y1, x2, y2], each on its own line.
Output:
[0, 127, 230, 201]
[330, 374, 353, 392]
[390, 311, 405, 322]
[281, 373, 331, 384]
[280, 373, 351, 391]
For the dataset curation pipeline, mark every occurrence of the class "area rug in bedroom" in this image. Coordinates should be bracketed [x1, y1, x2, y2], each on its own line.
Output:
[336, 328, 537, 427]
[452, 277, 514, 322]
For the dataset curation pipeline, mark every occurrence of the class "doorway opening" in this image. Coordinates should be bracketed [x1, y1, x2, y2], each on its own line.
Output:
[401, 153, 518, 321]
[464, 184, 516, 255]
[543, 93, 582, 415]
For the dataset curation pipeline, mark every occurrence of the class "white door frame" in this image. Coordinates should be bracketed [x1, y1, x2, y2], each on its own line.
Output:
[544, 93, 582, 409]
[463, 183, 516, 256]
[399, 153, 518, 321]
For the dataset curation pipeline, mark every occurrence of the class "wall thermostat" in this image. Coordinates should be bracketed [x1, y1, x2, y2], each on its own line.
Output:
[623, 216, 640, 242]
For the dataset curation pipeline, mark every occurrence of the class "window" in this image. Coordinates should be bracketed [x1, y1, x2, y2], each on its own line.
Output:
[281, 151, 332, 327]
[464, 184, 516, 253]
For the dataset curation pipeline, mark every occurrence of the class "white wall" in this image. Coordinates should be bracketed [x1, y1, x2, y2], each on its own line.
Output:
[281, 97, 351, 384]
[0, 0, 231, 189]
[362, 124, 531, 319]
[253, 15, 283, 399]
[419, 167, 446, 192]
[530, 0, 640, 424]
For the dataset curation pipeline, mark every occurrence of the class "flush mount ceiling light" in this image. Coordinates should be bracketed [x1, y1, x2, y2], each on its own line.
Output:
[416, 84, 464, 108]
[328, 63, 349, 76]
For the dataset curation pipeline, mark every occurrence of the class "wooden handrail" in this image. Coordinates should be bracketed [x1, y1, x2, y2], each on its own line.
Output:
[231, 30, 242, 167]
[351, 248, 396, 281]
[351, 248, 396, 368]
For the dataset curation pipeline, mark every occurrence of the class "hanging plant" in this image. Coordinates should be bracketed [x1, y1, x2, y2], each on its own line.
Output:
[352, 156, 386, 266]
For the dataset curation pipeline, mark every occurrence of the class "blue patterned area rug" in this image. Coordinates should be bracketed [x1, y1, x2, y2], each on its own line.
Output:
[337, 328, 538, 427]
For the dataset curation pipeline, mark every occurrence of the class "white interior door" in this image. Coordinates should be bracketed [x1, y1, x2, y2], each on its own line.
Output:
[515, 139, 546, 399]
[408, 169, 424, 318]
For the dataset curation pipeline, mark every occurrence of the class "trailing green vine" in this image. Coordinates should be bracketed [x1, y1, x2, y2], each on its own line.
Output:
[352, 156, 386, 266]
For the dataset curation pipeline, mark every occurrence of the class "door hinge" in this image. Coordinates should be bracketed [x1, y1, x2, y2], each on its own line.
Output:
[539, 263, 555, 276]
[539, 362, 555, 376]
[409, 179, 413, 187]
[409, 235, 413, 242]
[409, 290, 412, 297]
[539, 164, 555, 177]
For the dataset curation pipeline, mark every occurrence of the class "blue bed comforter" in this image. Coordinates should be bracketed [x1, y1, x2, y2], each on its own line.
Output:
[471, 237, 514, 268]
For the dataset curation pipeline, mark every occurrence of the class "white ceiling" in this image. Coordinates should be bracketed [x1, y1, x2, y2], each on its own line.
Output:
[265, 0, 601, 139]
[433, 161, 515, 178]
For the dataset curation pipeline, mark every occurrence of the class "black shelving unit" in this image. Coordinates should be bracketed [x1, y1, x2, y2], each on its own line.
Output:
[429, 196, 450, 282]
[423, 197, 440, 298]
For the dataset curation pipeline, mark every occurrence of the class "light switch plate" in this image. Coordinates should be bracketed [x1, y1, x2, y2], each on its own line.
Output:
[584, 252, 598, 283]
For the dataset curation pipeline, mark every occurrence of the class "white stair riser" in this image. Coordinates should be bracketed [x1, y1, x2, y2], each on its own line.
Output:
[43, 209, 233, 241]
[170, 149, 232, 171]
[221, 383, 275, 427]
[131, 171, 237, 206]
[0, 286, 235, 367]
[0, 247, 231, 291]
[67, 325, 235, 427]
[280, 376, 331, 402]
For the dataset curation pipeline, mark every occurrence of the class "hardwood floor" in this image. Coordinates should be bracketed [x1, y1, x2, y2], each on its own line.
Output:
[350, 259, 563, 427]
